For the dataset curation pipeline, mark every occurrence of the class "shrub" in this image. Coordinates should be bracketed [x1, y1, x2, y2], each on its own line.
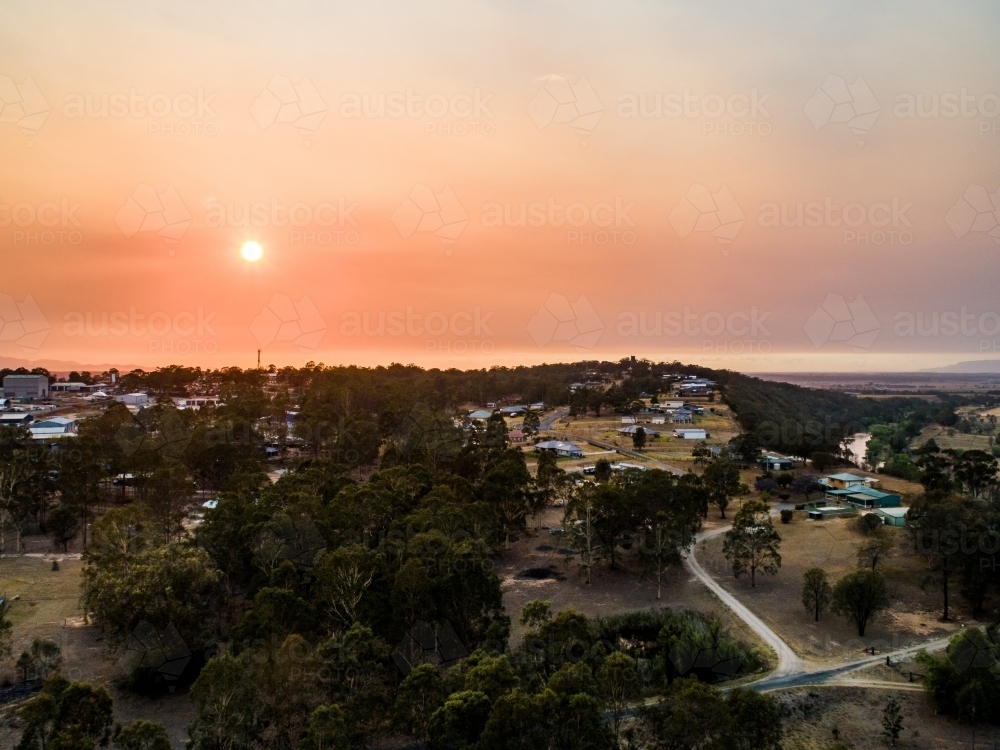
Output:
[780, 510, 793, 524]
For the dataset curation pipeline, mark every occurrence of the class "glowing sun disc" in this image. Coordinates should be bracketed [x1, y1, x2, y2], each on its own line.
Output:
[241, 241, 263, 262]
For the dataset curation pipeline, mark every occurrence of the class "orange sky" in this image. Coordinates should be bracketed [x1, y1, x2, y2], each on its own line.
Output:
[2, 1, 999, 372]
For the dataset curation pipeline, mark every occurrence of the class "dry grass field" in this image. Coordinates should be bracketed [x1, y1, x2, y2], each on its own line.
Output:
[501, 506, 777, 674]
[0, 554, 195, 749]
[696, 516, 968, 665]
[776, 685, 994, 750]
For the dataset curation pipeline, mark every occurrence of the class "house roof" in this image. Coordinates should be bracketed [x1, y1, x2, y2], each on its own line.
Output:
[874, 507, 909, 518]
[826, 472, 872, 482]
[468, 410, 493, 419]
[535, 440, 582, 453]
[829, 486, 896, 500]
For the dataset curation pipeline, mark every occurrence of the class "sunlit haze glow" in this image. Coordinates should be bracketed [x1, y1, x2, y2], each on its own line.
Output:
[2, 1, 999, 373]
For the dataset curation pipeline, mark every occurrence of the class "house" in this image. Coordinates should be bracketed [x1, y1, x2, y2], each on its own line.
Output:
[534, 440, 584, 459]
[651, 416, 665, 425]
[621, 416, 636, 425]
[116, 393, 148, 406]
[873, 507, 909, 527]
[673, 428, 707, 440]
[826, 485, 901, 509]
[671, 408, 694, 424]
[529, 402, 544, 410]
[3, 374, 48, 400]
[659, 401, 684, 410]
[173, 396, 220, 410]
[29, 416, 76, 439]
[618, 424, 660, 437]
[762, 454, 794, 471]
[820, 472, 879, 490]
[500, 405, 526, 416]
[468, 409, 493, 420]
[508, 429, 525, 443]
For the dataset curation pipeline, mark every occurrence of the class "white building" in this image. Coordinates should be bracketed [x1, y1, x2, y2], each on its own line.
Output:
[673, 428, 707, 440]
[116, 393, 148, 406]
[29, 416, 76, 439]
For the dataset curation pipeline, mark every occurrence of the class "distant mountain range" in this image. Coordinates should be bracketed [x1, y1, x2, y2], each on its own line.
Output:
[0, 355, 145, 376]
[921, 359, 1000, 374]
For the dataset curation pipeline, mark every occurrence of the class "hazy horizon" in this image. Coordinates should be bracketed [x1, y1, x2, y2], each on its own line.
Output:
[3, 1, 999, 374]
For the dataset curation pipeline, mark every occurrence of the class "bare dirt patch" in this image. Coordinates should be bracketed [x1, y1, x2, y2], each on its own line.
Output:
[503, 507, 776, 674]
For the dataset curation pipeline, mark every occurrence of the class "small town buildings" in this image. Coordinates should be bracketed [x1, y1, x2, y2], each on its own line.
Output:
[534, 440, 584, 458]
[508, 429, 525, 443]
[468, 409, 493, 420]
[116, 393, 149, 406]
[673, 428, 707, 439]
[621, 416, 636, 425]
[650, 416, 665, 425]
[826, 485, 901, 509]
[618, 424, 660, 437]
[670, 409, 693, 424]
[3, 374, 48, 400]
[173, 396, 220, 410]
[820, 472, 879, 490]
[762, 454, 794, 471]
[873, 507, 909, 527]
[29, 416, 76, 439]
[0, 412, 32, 426]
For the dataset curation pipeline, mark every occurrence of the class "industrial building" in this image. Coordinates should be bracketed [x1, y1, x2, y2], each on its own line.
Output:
[3, 374, 48, 400]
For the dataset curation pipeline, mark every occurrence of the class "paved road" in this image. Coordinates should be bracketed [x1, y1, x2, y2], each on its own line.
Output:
[685, 520, 953, 691]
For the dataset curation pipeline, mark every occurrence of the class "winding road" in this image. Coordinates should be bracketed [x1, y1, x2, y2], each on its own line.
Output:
[540, 407, 953, 692]
[684, 521, 952, 692]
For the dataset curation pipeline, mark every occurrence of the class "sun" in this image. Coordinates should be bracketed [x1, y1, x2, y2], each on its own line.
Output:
[240, 241, 263, 262]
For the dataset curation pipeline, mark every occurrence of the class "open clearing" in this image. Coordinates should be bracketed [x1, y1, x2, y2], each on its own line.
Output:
[0, 552, 195, 749]
[696, 515, 967, 665]
[777, 685, 996, 750]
